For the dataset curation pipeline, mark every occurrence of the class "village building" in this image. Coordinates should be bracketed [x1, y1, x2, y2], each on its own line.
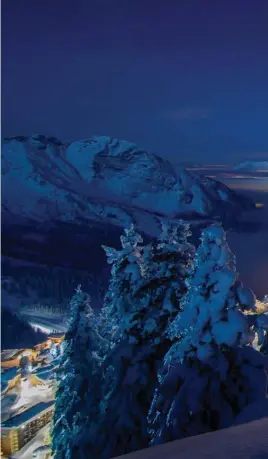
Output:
[1, 334, 64, 456]
[1, 349, 38, 369]
[1, 334, 64, 371]
[1, 401, 54, 456]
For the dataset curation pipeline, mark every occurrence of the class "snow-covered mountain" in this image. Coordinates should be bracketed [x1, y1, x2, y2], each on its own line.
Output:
[233, 160, 268, 172]
[2, 135, 253, 236]
[1, 134, 254, 309]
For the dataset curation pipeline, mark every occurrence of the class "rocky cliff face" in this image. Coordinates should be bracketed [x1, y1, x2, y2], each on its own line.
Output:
[1, 134, 254, 309]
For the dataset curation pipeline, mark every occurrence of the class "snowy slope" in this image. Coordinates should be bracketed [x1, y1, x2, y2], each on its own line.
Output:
[233, 160, 268, 172]
[2, 135, 253, 237]
[114, 418, 268, 459]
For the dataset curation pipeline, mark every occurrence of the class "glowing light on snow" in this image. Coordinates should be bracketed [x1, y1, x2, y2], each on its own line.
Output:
[11, 377, 53, 411]
[29, 322, 51, 334]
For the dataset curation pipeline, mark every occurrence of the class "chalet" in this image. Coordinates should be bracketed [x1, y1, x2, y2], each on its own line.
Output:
[1, 401, 54, 456]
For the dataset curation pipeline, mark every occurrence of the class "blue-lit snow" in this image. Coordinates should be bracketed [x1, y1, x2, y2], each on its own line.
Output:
[2, 135, 249, 237]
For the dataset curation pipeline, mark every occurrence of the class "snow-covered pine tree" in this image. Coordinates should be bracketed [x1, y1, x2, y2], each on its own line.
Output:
[149, 224, 268, 445]
[95, 221, 195, 459]
[143, 220, 195, 347]
[50, 342, 59, 360]
[101, 224, 144, 338]
[92, 225, 147, 458]
[97, 303, 117, 348]
[51, 286, 103, 459]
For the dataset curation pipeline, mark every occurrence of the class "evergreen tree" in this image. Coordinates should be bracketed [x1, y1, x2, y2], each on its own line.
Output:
[50, 342, 59, 360]
[101, 224, 144, 338]
[97, 303, 117, 347]
[51, 286, 103, 459]
[141, 220, 195, 346]
[149, 224, 268, 445]
[95, 222, 194, 459]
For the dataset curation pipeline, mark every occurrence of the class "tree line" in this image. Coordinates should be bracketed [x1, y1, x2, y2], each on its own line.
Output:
[51, 222, 268, 459]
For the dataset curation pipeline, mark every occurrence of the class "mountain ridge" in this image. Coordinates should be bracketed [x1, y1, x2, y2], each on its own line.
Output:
[2, 134, 253, 236]
[233, 160, 268, 172]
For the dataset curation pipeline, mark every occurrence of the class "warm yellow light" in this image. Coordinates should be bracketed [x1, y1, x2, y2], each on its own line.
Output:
[255, 202, 265, 208]
[255, 300, 268, 314]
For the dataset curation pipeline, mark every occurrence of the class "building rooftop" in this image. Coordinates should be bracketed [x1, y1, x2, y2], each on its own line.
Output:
[34, 364, 54, 374]
[1, 367, 20, 393]
[34, 369, 54, 382]
[49, 333, 64, 339]
[2, 401, 54, 428]
[1, 349, 21, 361]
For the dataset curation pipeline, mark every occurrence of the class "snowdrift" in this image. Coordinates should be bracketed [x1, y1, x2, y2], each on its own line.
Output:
[114, 418, 268, 459]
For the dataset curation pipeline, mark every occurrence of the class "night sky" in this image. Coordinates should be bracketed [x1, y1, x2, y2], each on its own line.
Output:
[2, 0, 268, 163]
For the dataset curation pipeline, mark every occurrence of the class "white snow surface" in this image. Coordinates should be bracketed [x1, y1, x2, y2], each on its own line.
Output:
[113, 418, 268, 459]
[234, 399, 268, 426]
[2, 135, 249, 236]
[233, 160, 268, 171]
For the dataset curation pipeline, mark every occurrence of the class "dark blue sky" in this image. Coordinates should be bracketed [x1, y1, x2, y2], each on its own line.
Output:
[2, 0, 268, 163]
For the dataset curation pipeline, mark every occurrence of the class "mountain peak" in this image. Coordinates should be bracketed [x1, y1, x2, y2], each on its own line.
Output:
[2, 134, 253, 236]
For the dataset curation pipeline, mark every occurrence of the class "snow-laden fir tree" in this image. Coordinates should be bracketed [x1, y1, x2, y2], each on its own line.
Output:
[149, 224, 268, 445]
[101, 224, 144, 338]
[92, 225, 148, 458]
[94, 222, 195, 459]
[144, 220, 195, 344]
[50, 342, 59, 360]
[96, 303, 118, 349]
[51, 286, 103, 459]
